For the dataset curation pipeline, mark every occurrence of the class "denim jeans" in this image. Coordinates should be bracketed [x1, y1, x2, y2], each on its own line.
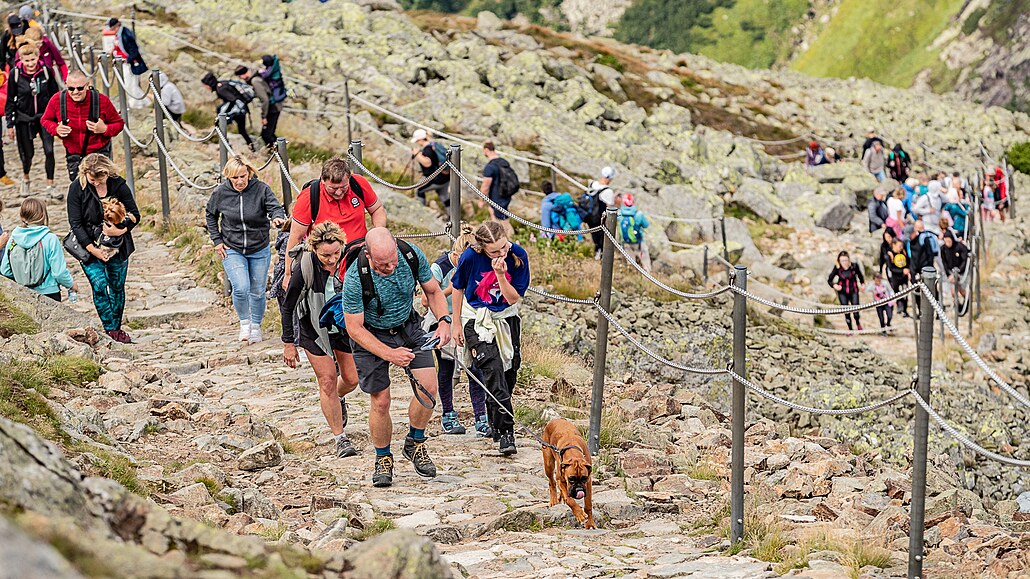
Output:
[222, 246, 271, 325]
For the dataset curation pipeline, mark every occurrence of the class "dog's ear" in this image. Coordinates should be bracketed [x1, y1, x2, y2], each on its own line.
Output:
[586, 464, 592, 474]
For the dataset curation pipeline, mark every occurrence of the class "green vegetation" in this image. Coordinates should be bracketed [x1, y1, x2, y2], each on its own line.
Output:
[259, 522, 288, 541]
[615, 0, 730, 54]
[355, 517, 396, 540]
[961, 7, 987, 36]
[0, 290, 40, 337]
[75, 446, 152, 497]
[791, 0, 965, 87]
[593, 53, 624, 73]
[194, 477, 223, 496]
[0, 362, 67, 444]
[400, 0, 563, 26]
[689, 0, 809, 69]
[1007, 142, 1030, 175]
[45, 356, 102, 387]
[513, 404, 547, 429]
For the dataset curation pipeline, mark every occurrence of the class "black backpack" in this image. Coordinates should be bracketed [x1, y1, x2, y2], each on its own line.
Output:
[492, 158, 520, 198]
[355, 238, 421, 317]
[60, 87, 100, 124]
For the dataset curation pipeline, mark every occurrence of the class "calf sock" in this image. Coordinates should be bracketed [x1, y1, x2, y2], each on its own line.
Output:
[375, 446, 391, 456]
[409, 427, 425, 441]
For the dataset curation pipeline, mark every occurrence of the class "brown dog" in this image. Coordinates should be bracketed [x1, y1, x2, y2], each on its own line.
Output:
[542, 418, 594, 528]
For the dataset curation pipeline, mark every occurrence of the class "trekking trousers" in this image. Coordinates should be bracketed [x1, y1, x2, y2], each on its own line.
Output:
[463, 316, 522, 437]
[15, 120, 56, 180]
[836, 290, 861, 329]
[81, 255, 129, 331]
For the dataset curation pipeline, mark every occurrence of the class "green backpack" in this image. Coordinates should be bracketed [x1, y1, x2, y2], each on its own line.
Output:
[7, 239, 47, 288]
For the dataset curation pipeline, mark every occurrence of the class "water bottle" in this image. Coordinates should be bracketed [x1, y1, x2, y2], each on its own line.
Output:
[68, 290, 78, 303]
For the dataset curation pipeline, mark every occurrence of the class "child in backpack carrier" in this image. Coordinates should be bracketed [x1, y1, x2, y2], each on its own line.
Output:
[0, 197, 77, 301]
[617, 194, 651, 273]
[868, 273, 895, 334]
[96, 198, 127, 261]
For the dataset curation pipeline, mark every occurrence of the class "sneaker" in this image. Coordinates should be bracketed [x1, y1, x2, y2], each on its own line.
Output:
[372, 453, 394, 487]
[19, 180, 29, 196]
[238, 320, 251, 342]
[45, 185, 61, 201]
[248, 327, 263, 344]
[498, 432, 517, 456]
[856, 323, 864, 331]
[335, 434, 358, 458]
[106, 329, 132, 344]
[594, 249, 602, 261]
[474, 415, 492, 438]
[402, 436, 437, 478]
[0, 175, 14, 187]
[441, 411, 466, 435]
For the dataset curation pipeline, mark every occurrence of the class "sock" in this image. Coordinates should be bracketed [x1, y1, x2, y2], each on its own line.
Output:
[335, 433, 347, 442]
[375, 445, 391, 456]
[409, 427, 425, 441]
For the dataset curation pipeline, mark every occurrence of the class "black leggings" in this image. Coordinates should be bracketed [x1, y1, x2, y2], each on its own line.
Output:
[15, 120, 56, 180]
[887, 273, 907, 315]
[837, 291, 861, 329]
[260, 106, 280, 147]
[463, 315, 521, 437]
[230, 113, 254, 147]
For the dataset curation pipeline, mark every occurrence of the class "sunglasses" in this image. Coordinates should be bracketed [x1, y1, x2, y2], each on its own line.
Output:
[66, 85, 88, 92]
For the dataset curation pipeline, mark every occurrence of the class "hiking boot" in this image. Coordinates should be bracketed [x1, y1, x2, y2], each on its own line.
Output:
[441, 411, 466, 435]
[856, 323, 864, 331]
[106, 329, 132, 344]
[498, 432, 517, 456]
[372, 453, 394, 487]
[402, 436, 437, 478]
[335, 434, 358, 458]
[0, 175, 14, 187]
[474, 414, 491, 438]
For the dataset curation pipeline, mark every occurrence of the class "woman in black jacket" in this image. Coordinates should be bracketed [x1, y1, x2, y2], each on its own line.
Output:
[827, 250, 865, 332]
[66, 154, 140, 343]
[205, 155, 285, 343]
[5, 43, 59, 196]
[200, 71, 255, 151]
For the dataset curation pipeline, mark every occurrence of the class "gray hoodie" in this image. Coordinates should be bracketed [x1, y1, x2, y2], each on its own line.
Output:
[205, 177, 286, 255]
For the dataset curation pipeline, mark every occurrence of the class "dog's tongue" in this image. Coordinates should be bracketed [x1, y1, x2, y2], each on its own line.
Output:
[575, 490, 585, 499]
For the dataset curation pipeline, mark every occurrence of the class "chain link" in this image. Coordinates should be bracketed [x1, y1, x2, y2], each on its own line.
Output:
[255, 151, 278, 171]
[153, 132, 219, 191]
[733, 283, 922, 316]
[124, 125, 156, 149]
[213, 125, 238, 158]
[149, 77, 219, 143]
[394, 231, 452, 240]
[910, 389, 1030, 468]
[111, 66, 153, 100]
[348, 153, 448, 191]
[602, 228, 733, 300]
[272, 149, 302, 194]
[729, 369, 913, 415]
[526, 287, 595, 305]
[650, 213, 722, 223]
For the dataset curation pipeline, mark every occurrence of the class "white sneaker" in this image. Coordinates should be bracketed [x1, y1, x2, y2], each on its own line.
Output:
[248, 328, 263, 344]
[238, 320, 251, 341]
[20, 181, 30, 197]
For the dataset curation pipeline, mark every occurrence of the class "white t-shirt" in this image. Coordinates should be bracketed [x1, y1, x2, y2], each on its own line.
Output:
[886, 197, 904, 221]
[589, 180, 617, 206]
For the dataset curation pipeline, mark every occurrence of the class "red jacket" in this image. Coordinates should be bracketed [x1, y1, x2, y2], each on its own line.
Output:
[40, 91, 124, 156]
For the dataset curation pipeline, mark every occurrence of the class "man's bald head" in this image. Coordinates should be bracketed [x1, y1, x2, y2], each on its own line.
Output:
[365, 228, 398, 275]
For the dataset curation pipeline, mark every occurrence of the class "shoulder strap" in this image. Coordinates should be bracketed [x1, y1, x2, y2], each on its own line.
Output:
[356, 250, 382, 316]
[59, 90, 67, 123]
[396, 239, 420, 280]
[303, 179, 320, 226]
[88, 88, 99, 122]
[300, 248, 315, 290]
[349, 176, 366, 204]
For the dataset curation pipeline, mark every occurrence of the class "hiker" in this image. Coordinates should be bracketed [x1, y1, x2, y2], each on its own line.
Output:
[617, 194, 651, 273]
[994, 166, 1008, 221]
[280, 221, 359, 458]
[235, 64, 282, 149]
[907, 220, 938, 282]
[421, 225, 490, 437]
[981, 176, 997, 222]
[886, 238, 910, 318]
[1, 13, 27, 70]
[827, 250, 865, 332]
[862, 140, 886, 182]
[200, 71, 256, 152]
[549, 186, 584, 242]
[342, 227, 452, 487]
[861, 127, 884, 157]
[16, 26, 67, 81]
[205, 155, 286, 344]
[940, 232, 970, 307]
[581, 166, 617, 260]
[6, 43, 60, 198]
[804, 141, 826, 168]
[66, 154, 140, 344]
[0, 197, 77, 301]
[914, 179, 943, 235]
[942, 189, 969, 240]
[867, 188, 889, 233]
[258, 55, 288, 107]
[107, 18, 148, 109]
[40, 71, 125, 182]
[539, 181, 560, 238]
[886, 188, 905, 237]
[280, 158, 386, 456]
[156, 72, 186, 125]
[886, 143, 911, 182]
[877, 229, 895, 276]
[410, 128, 449, 207]
[451, 221, 531, 456]
[868, 273, 895, 333]
[479, 140, 518, 236]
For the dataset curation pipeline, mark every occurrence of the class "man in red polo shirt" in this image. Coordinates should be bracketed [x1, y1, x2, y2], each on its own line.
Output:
[40, 71, 124, 181]
[281, 157, 386, 459]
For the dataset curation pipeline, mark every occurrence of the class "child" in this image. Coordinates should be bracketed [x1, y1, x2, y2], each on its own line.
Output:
[617, 194, 651, 273]
[0, 197, 77, 301]
[827, 250, 865, 332]
[421, 225, 490, 437]
[886, 239, 910, 318]
[268, 217, 299, 345]
[869, 273, 895, 334]
[982, 177, 997, 222]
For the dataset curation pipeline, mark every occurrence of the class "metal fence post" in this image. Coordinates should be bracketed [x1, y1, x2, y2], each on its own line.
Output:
[909, 267, 937, 579]
[448, 144, 461, 236]
[152, 70, 170, 224]
[587, 208, 618, 455]
[549, 161, 557, 191]
[88, 45, 96, 76]
[703, 245, 709, 283]
[99, 53, 111, 96]
[344, 78, 353, 146]
[730, 264, 748, 544]
[217, 113, 229, 176]
[350, 140, 363, 175]
[276, 138, 292, 210]
[720, 215, 730, 280]
[114, 57, 135, 194]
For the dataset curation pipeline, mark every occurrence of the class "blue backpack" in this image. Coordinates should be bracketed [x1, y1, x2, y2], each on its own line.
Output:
[619, 210, 644, 244]
[550, 193, 582, 231]
[431, 142, 450, 175]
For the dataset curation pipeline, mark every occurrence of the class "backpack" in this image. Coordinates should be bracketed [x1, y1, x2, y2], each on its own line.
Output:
[226, 79, 256, 103]
[550, 193, 582, 231]
[259, 55, 288, 105]
[355, 238, 421, 317]
[7, 238, 47, 288]
[578, 187, 608, 224]
[492, 159, 520, 199]
[431, 142, 450, 175]
[919, 231, 939, 255]
[619, 211, 643, 244]
[302, 177, 367, 229]
[60, 87, 100, 124]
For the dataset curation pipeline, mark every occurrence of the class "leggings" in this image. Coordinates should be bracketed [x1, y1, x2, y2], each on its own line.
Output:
[81, 255, 128, 331]
[15, 120, 56, 180]
[464, 315, 522, 436]
[434, 350, 486, 416]
[231, 113, 254, 147]
[837, 290, 861, 329]
[887, 274, 907, 315]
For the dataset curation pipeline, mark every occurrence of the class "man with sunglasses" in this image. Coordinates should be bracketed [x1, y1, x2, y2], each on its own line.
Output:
[41, 71, 124, 181]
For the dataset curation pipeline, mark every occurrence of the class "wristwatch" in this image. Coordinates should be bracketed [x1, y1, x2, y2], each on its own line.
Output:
[439, 315, 452, 324]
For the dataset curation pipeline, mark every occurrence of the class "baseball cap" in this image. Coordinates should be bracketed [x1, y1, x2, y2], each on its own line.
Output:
[600, 166, 616, 179]
[8, 14, 25, 36]
[410, 128, 429, 143]
[18, 6, 32, 20]
[866, 127, 875, 134]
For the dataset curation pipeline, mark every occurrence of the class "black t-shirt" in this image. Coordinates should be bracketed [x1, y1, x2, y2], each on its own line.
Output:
[420, 143, 449, 186]
[483, 158, 505, 199]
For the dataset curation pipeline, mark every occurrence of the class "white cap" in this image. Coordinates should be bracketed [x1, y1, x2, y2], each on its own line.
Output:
[600, 166, 616, 179]
[410, 128, 429, 143]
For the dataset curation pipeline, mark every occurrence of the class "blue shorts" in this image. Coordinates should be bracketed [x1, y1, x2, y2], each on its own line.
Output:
[489, 193, 511, 220]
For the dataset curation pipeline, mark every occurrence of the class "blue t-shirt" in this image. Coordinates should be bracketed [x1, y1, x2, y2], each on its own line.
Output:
[343, 244, 432, 329]
[452, 244, 530, 312]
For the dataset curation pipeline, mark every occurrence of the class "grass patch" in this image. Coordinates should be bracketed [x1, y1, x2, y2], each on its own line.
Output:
[687, 461, 720, 481]
[840, 541, 892, 578]
[514, 404, 547, 430]
[578, 409, 634, 451]
[194, 477, 222, 496]
[73, 444, 152, 497]
[45, 356, 102, 387]
[273, 430, 296, 455]
[259, 521, 288, 541]
[523, 341, 577, 381]
[355, 517, 395, 541]
[181, 108, 214, 130]
[593, 53, 624, 73]
[0, 290, 40, 337]
[0, 362, 68, 445]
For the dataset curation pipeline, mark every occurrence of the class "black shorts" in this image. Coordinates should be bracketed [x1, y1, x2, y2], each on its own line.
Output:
[351, 315, 435, 394]
[298, 326, 352, 357]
